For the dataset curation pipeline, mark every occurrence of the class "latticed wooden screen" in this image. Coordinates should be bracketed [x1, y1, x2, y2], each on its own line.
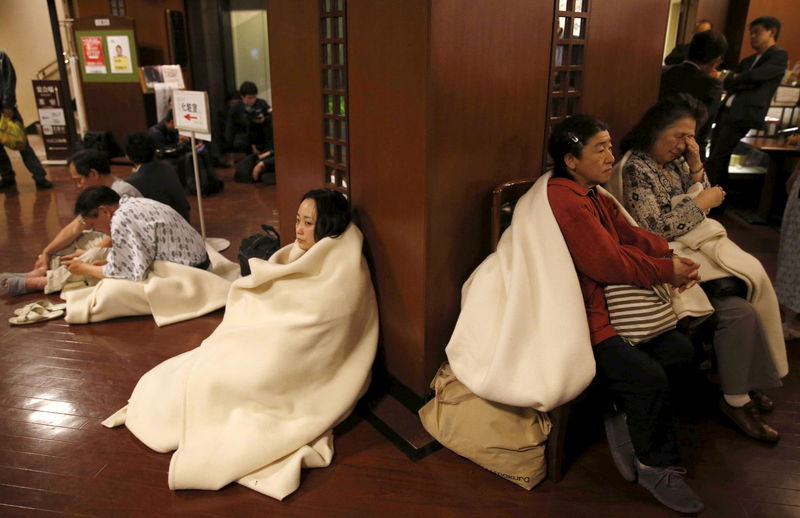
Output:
[320, 0, 349, 196]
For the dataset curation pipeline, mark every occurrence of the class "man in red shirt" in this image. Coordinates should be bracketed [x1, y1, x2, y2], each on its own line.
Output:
[547, 115, 702, 514]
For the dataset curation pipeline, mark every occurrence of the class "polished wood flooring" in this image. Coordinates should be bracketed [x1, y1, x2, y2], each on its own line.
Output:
[0, 148, 798, 517]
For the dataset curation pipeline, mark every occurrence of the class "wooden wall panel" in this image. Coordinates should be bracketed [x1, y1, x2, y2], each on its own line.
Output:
[739, 0, 800, 66]
[347, 0, 430, 391]
[696, 0, 731, 34]
[268, 0, 324, 245]
[70, 0, 190, 141]
[583, 0, 670, 154]
[425, 0, 554, 387]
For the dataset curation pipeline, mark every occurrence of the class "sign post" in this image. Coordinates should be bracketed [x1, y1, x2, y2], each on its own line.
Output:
[32, 80, 72, 163]
[173, 90, 211, 240]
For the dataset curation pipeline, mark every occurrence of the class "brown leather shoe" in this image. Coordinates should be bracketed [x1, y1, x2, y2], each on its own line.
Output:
[749, 390, 774, 412]
[720, 398, 779, 443]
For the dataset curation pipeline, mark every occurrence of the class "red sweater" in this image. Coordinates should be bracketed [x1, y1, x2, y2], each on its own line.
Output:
[548, 177, 675, 345]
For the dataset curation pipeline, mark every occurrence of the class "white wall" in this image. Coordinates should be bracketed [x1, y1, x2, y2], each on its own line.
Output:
[0, 0, 66, 126]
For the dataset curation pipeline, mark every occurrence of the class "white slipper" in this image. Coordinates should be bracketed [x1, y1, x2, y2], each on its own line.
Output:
[14, 300, 67, 316]
[9, 304, 65, 325]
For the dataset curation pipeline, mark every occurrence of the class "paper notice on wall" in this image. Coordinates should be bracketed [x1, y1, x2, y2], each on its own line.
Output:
[81, 36, 107, 74]
[38, 108, 66, 129]
[107, 35, 133, 74]
[160, 65, 185, 88]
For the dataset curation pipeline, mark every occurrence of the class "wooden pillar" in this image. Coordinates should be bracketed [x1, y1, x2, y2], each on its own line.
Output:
[269, 0, 554, 398]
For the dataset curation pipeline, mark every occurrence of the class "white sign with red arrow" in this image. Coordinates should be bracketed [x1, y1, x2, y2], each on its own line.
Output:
[174, 89, 211, 140]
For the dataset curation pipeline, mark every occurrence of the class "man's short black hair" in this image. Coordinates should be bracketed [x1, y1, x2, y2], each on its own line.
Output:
[163, 109, 174, 123]
[74, 185, 121, 217]
[751, 16, 781, 40]
[301, 189, 351, 242]
[239, 81, 258, 96]
[687, 30, 728, 64]
[124, 132, 156, 164]
[69, 148, 111, 177]
[548, 115, 609, 179]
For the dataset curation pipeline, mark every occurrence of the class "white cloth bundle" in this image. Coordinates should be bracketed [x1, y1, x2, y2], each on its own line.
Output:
[446, 173, 713, 410]
[446, 173, 595, 411]
[102, 224, 379, 500]
[61, 245, 240, 326]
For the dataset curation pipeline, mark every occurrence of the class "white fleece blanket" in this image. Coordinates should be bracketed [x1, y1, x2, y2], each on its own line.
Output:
[102, 225, 378, 500]
[61, 245, 239, 327]
[446, 173, 713, 410]
[446, 173, 594, 410]
[671, 216, 788, 377]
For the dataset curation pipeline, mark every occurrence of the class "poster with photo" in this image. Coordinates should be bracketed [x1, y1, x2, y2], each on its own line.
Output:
[81, 36, 107, 74]
[107, 35, 132, 74]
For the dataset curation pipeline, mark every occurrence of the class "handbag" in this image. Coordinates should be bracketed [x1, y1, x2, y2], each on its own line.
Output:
[604, 283, 678, 345]
[238, 224, 281, 276]
[418, 362, 551, 490]
[0, 115, 26, 151]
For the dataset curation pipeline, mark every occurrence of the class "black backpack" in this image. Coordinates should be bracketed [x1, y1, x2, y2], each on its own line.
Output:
[185, 149, 224, 195]
[238, 224, 281, 276]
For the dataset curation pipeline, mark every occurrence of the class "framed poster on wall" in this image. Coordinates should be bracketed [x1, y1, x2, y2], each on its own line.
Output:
[75, 27, 139, 82]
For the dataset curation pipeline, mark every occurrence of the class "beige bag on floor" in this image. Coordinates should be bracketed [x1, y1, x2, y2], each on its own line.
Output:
[419, 362, 551, 490]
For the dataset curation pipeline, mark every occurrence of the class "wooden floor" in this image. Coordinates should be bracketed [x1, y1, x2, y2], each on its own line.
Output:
[0, 147, 798, 518]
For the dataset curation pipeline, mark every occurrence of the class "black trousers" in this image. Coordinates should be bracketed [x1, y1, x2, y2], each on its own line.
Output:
[705, 109, 751, 188]
[594, 330, 694, 467]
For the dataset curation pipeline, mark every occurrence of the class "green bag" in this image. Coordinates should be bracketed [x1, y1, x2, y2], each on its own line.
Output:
[0, 115, 26, 151]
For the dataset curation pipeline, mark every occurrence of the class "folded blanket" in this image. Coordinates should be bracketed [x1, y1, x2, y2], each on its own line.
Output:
[446, 173, 712, 411]
[102, 224, 378, 499]
[62, 244, 240, 326]
[671, 217, 788, 377]
[446, 173, 595, 411]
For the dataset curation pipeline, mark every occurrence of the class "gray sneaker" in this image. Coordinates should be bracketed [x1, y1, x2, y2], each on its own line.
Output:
[603, 411, 636, 482]
[636, 464, 704, 514]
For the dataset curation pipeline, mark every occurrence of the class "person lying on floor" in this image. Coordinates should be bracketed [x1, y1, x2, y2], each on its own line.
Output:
[102, 189, 379, 500]
[2, 149, 141, 295]
[66, 185, 208, 281]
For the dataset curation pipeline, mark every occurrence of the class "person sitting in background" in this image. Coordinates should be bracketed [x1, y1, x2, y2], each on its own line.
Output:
[547, 115, 703, 514]
[664, 19, 713, 66]
[233, 141, 275, 184]
[1, 149, 140, 295]
[660, 29, 727, 154]
[66, 186, 207, 282]
[620, 94, 785, 444]
[124, 132, 191, 221]
[101, 189, 379, 501]
[224, 81, 272, 153]
[148, 109, 191, 155]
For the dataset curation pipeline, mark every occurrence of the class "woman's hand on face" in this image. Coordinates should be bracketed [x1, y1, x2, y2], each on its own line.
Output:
[683, 135, 703, 172]
[694, 185, 725, 211]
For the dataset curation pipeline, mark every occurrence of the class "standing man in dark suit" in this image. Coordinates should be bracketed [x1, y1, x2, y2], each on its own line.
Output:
[660, 30, 727, 155]
[705, 16, 788, 190]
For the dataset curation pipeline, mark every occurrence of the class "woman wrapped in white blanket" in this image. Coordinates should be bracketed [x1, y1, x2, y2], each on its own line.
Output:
[102, 189, 379, 500]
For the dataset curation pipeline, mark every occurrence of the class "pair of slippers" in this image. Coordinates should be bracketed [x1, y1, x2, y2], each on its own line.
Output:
[9, 299, 66, 325]
[1, 274, 35, 296]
